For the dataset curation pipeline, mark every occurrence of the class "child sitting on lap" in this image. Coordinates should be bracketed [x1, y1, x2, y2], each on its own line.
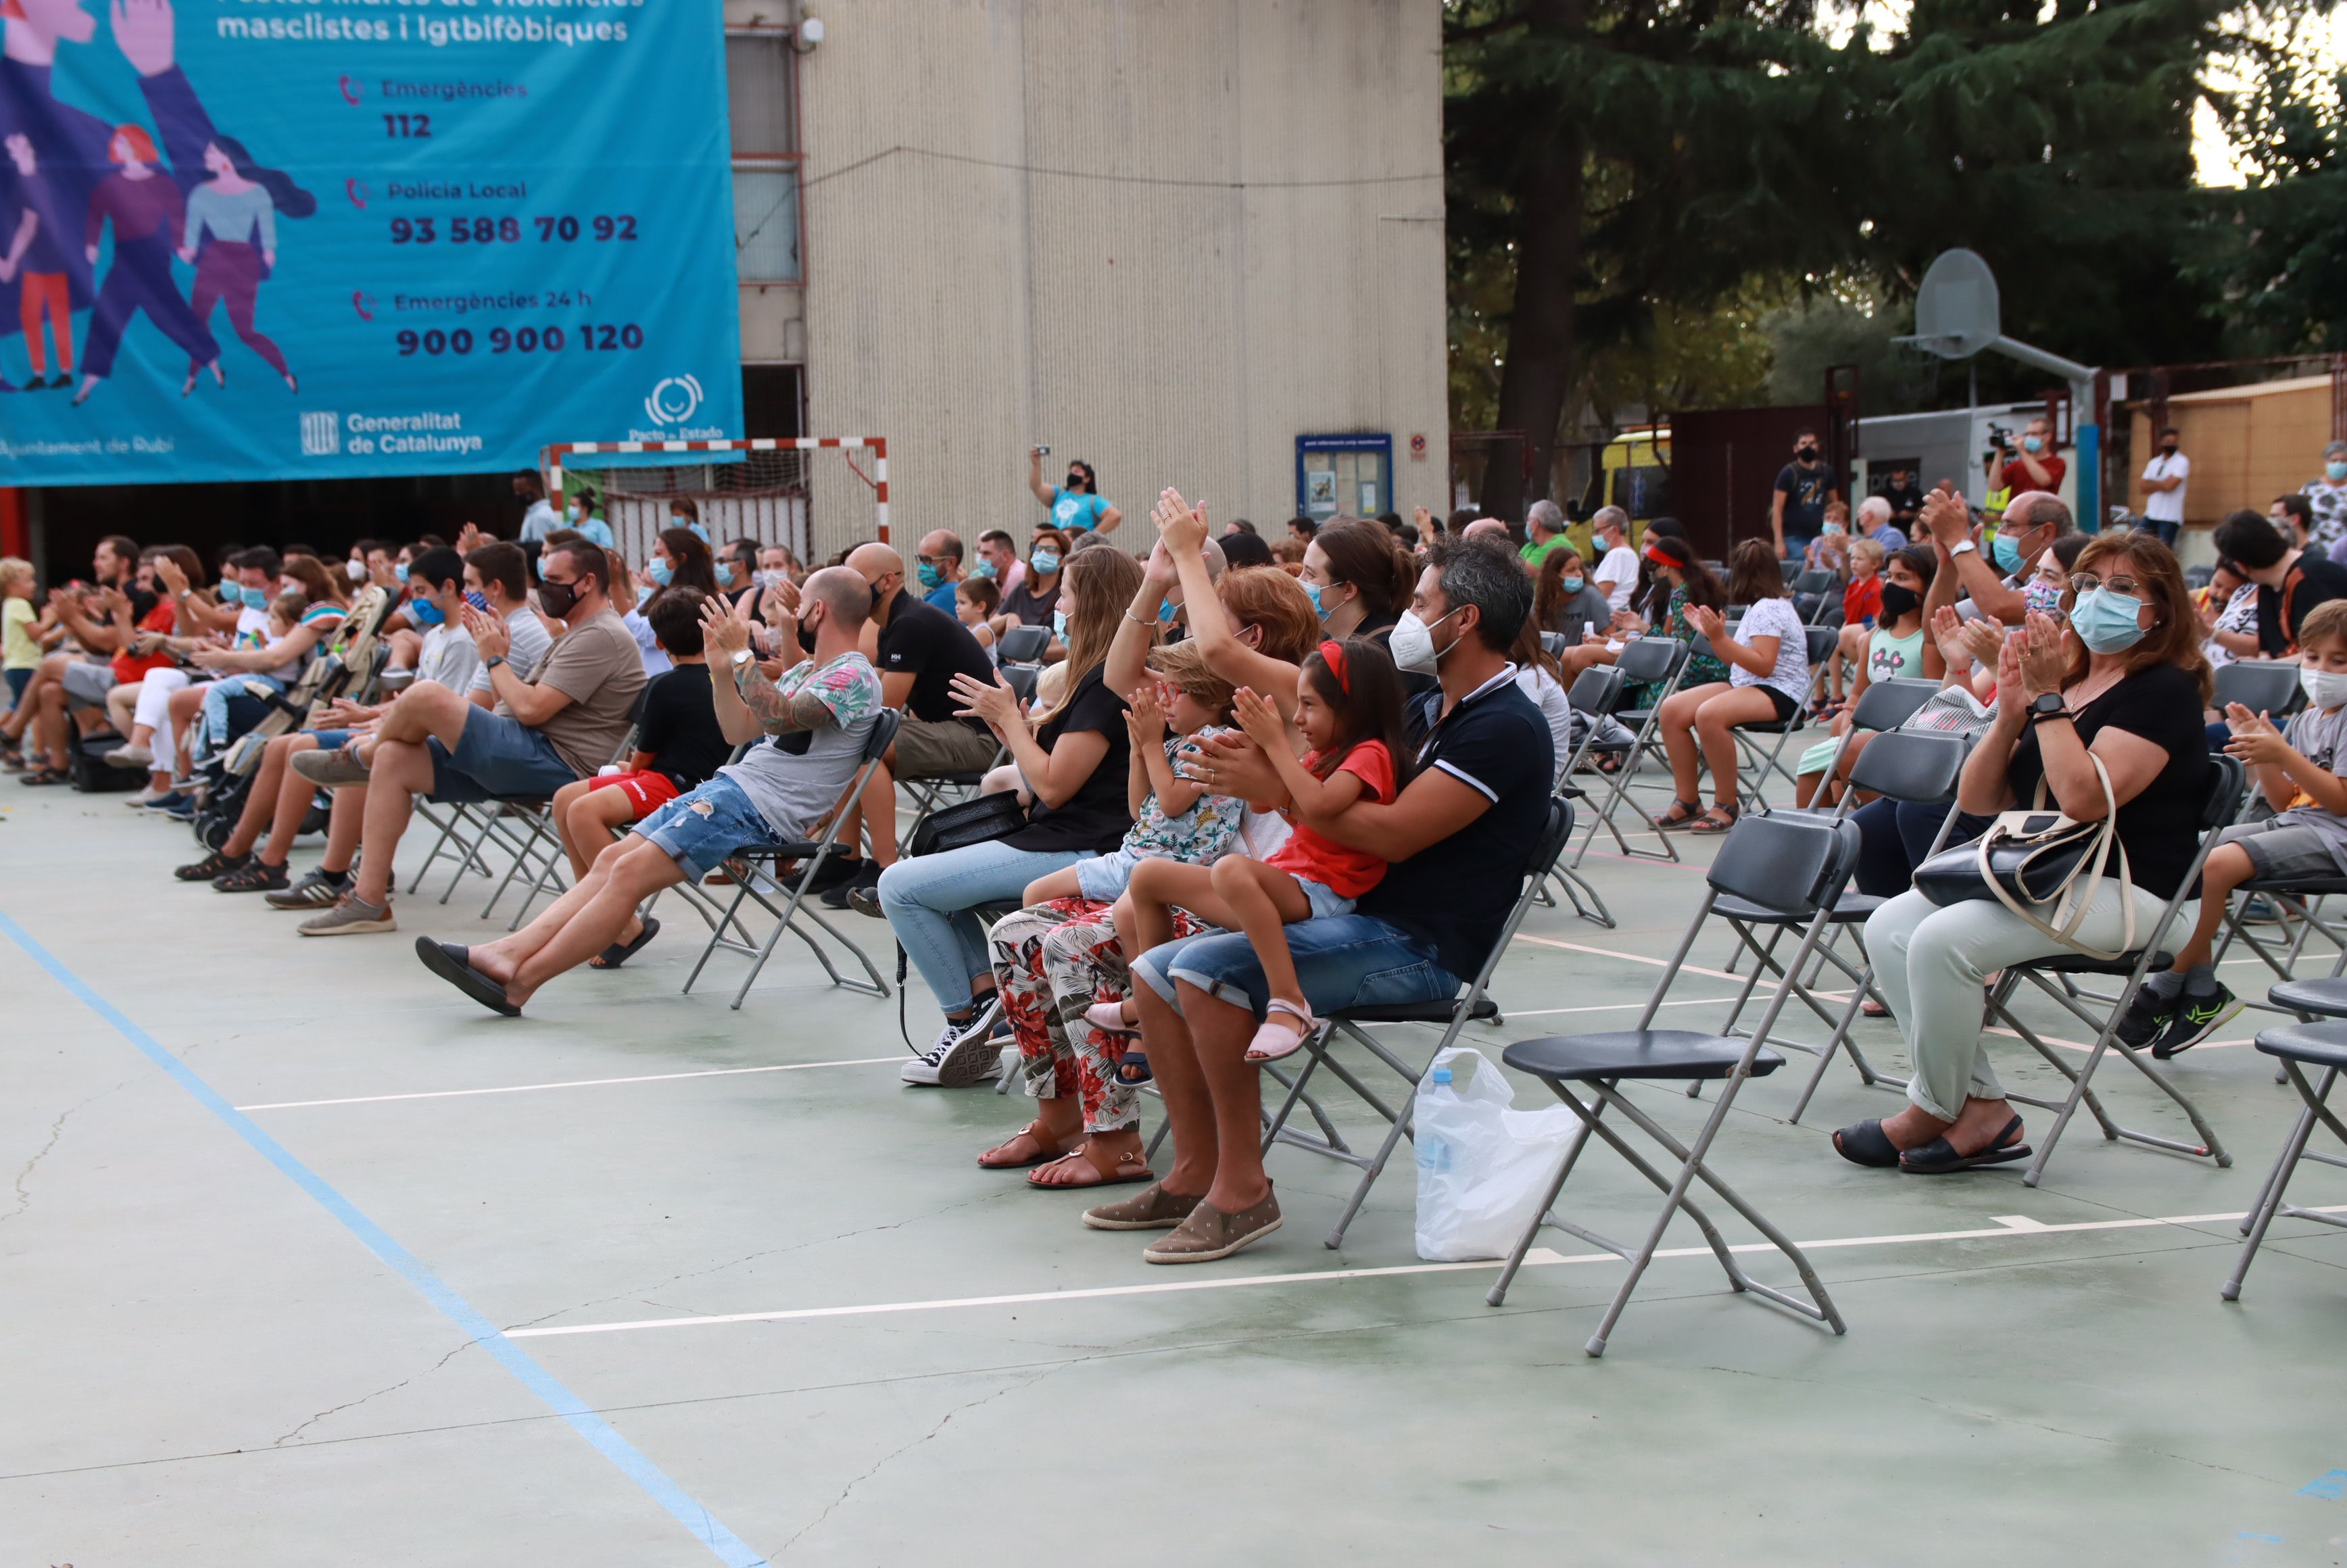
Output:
[1122, 637, 1409, 1063]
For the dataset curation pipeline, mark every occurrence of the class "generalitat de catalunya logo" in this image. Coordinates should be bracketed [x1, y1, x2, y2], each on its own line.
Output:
[644, 375, 704, 426]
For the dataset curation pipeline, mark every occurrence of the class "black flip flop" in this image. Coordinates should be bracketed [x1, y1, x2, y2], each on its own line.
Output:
[1900, 1116, 2029, 1175]
[590, 915, 660, 970]
[1113, 1046, 1153, 1087]
[414, 937, 522, 1017]
[1833, 1118, 1902, 1168]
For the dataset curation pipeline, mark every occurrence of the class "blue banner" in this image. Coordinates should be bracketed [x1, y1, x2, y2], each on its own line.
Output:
[0, 0, 742, 484]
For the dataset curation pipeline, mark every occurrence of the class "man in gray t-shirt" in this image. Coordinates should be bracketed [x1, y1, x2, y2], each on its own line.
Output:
[412, 568, 885, 1015]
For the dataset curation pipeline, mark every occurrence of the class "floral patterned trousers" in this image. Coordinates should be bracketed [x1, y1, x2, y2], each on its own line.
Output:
[987, 898, 1207, 1134]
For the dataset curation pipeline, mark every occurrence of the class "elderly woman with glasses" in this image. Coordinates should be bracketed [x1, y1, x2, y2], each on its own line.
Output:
[1835, 533, 2213, 1175]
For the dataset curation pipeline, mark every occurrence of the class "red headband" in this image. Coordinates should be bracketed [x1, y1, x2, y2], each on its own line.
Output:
[1318, 639, 1349, 693]
[1643, 544, 1676, 567]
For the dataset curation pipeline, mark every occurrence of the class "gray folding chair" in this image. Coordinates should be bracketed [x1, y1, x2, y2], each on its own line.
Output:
[681, 710, 901, 1008]
[1232, 798, 1579, 1249]
[1789, 677, 1941, 810]
[997, 624, 1051, 666]
[1539, 630, 1570, 660]
[2223, 1010, 2347, 1301]
[1983, 756, 2246, 1186]
[1793, 569, 1836, 624]
[1570, 637, 1690, 866]
[2212, 660, 2303, 727]
[1485, 811, 1858, 1356]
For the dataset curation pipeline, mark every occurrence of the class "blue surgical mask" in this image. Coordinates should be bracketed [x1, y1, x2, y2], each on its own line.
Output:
[917, 561, 944, 591]
[1990, 530, 2025, 574]
[715, 559, 735, 587]
[2329, 461, 2347, 483]
[1052, 609, 1069, 641]
[649, 558, 674, 587]
[2022, 579, 2066, 619]
[2070, 587, 2148, 654]
[1030, 549, 1061, 576]
[2023, 435, 2044, 454]
[971, 558, 996, 580]
[392, 564, 410, 585]
[463, 589, 489, 613]
[1562, 575, 1584, 594]
[1823, 520, 1845, 535]
[408, 596, 445, 627]
[1157, 599, 1180, 624]
[239, 583, 269, 610]
[635, 582, 654, 608]
[1301, 580, 1327, 618]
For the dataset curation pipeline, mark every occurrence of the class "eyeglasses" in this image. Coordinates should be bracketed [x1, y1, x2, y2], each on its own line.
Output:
[2070, 573, 2144, 598]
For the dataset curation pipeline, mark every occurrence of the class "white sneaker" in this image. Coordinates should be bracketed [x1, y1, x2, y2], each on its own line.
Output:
[103, 741, 153, 770]
[124, 784, 168, 808]
[900, 1016, 1003, 1087]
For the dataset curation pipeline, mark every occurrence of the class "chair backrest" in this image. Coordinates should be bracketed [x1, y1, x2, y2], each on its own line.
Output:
[2199, 753, 2246, 831]
[1539, 630, 1568, 659]
[998, 663, 1040, 706]
[998, 624, 1050, 665]
[863, 705, 903, 765]
[1455, 796, 1578, 995]
[1803, 625, 1839, 666]
[1848, 676, 1939, 734]
[1843, 728, 1967, 804]
[1705, 812, 1860, 918]
[1566, 664, 1625, 718]
[1613, 635, 1684, 685]
[1778, 561, 1801, 585]
[1795, 569, 1835, 595]
[2212, 660, 2300, 723]
[1814, 602, 1846, 629]
[2183, 563, 2215, 589]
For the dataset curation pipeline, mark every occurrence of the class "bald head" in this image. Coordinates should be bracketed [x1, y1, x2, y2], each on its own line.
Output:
[1463, 518, 1511, 543]
[804, 565, 873, 624]
[846, 542, 905, 621]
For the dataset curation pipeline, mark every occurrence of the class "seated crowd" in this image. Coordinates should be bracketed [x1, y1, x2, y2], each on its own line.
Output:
[7, 447, 2338, 1265]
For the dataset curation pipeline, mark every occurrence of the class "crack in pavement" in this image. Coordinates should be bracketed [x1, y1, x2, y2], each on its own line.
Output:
[1, 1079, 132, 1229]
[271, 1342, 473, 1448]
[773, 1363, 1066, 1557]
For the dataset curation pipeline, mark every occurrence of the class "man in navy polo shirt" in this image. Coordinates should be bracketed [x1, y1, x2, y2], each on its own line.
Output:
[1096, 537, 1555, 1264]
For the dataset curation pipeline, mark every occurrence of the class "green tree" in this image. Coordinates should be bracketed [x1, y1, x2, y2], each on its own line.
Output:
[2200, 63, 2347, 350]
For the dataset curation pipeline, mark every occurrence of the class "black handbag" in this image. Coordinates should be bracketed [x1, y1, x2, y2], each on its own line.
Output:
[906, 790, 1028, 857]
[1912, 752, 2135, 960]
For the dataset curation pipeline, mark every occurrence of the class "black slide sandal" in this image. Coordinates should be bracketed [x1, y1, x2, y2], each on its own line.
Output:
[1114, 1046, 1153, 1087]
[591, 916, 660, 970]
[415, 937, 522, 1017]
[1900, 1116, 2029, 1175]
[1832, 1118, 1902, 1168]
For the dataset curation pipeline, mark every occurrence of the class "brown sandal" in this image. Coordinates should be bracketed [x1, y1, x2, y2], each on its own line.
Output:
[1689, 804, 1740, 835]
[1027, 1144, 1155, 1189]
[977, 1122, 1081, 1170]
[1653, 799, 1704, 831]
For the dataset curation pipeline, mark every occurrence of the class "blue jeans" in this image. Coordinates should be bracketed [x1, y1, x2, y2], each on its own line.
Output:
[1131, 914, 1461, 1019]
[877, 839, 1092, 1016]
[425, 705, 579, 802]
[633, 775, 783, 880]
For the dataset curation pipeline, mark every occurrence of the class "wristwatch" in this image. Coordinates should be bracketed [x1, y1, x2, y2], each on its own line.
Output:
[731, 647, 756, 669]
[1948, 539, 1978, 558]
[483, 655, 506, 670]
[2027, 691, 2070, 724]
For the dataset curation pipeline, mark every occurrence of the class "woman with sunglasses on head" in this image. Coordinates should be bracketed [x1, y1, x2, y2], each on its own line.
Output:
[1836, 534, 2212, 1175]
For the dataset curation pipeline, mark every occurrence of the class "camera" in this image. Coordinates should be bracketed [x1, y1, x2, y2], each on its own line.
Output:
[1033, 444, 1050, 457]
[1983, 422, 2014, 458]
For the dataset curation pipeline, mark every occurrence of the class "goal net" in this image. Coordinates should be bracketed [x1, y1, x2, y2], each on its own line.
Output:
[541, 437, 889, 568]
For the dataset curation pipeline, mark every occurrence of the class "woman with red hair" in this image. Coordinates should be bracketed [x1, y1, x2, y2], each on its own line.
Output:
[74, 122, 220, 405]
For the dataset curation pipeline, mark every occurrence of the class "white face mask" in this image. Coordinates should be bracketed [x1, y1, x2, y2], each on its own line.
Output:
[1388, 606, 1461, 675]
[2302, 664, 2347, 712]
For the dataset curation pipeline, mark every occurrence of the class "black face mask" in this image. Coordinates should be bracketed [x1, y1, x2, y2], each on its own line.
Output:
[537, 575, 581, 619]
[796, 616, 819, 655]
[2160, 443, 2179, 454]
[1065, 474, 1086, 492]
[1878, 583, 1919, 621]
[1796, 447, 1820, 462]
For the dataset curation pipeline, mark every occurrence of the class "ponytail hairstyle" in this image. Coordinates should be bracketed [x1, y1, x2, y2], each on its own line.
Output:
[1309, 518, 1415, 623]
[211, 134, 317, 218]
[650, 525, 721, 606]
[1300, 637, 1412, 791]
[1727, 538, 1787, 605]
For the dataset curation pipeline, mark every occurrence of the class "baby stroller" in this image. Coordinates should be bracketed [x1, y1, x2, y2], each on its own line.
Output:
[189, 587, 395, 850]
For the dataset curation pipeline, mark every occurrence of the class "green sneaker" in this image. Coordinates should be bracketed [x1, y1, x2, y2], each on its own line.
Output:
[2152, 985, 2240, 1060]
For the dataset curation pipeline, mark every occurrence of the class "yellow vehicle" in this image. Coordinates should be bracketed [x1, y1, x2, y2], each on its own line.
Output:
[1572, 426, 1671, 555]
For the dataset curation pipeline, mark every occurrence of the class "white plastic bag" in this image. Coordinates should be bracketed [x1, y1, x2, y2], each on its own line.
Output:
[1413, 1046, 1578, 1262]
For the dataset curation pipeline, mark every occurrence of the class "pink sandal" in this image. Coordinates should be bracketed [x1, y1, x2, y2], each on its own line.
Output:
[1246, 998, 1319, 1063]
[1084, 1000, 1139, 1036]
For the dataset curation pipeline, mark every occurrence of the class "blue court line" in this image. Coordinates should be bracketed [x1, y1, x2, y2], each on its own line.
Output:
[0, 908, 768, 1568]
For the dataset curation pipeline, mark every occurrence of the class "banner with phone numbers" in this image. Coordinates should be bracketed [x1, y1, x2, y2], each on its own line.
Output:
[0, 0, 743, 484]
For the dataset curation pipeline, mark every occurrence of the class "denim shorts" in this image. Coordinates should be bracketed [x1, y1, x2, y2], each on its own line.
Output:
[426, 706, 579, 802]
[308, 728, 353, 752]
[1074, 846, 1145, 903]
[1132, 914, 1461, 1021]
[1294, 875, 1354, 920]
[633, 774, 784, 880]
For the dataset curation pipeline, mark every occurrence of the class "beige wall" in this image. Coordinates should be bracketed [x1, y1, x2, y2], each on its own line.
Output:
[2128, 376, 2336, 529]
[787, 0, 1447, 556]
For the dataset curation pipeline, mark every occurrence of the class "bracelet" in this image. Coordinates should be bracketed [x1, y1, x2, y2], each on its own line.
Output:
[1126, 607, 1160, 627]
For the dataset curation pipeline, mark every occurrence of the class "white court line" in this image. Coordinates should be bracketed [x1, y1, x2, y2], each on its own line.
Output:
[237, 1057, 906, 1112]
[1514, 933, 1742, 983]
[1503, 996, 1740, 1019]
[506, 1204, 2347, 1340]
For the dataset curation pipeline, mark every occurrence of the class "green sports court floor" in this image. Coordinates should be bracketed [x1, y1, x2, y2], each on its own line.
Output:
[4, 786, 2346, 1566]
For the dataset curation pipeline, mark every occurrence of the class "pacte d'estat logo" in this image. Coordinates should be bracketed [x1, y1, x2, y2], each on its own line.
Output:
[644, 374, 704, 426]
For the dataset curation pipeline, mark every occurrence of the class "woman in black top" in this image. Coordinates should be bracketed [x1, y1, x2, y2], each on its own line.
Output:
[1837, 533, 2213, 1175]
[995, 526, 1068, 631]
[877, 546, 1144, 1072]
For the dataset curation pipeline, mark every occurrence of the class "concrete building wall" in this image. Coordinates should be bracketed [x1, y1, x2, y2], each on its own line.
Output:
[785, 0, 1447, 554]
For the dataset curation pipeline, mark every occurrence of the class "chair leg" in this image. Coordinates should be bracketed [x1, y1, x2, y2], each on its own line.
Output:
[2224, 1064, 2338, 1300]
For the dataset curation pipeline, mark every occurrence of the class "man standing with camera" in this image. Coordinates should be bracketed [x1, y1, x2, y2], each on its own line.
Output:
[1987, 414, 2066, 509]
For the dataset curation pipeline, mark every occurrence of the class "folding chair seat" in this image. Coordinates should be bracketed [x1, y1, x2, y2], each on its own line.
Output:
[682, 710, 902, 1008]
[997, 624, 1051, 666]
[1572, 638, 1690, 867]
[1245, 798, 1578, 1248]
[1539, 630, 1569, 659]
[2223, 1020, 2347, 1300]
[1485, 810, 1858, 1356]
[2215, 874, 2347, 1016]
[1984, 755, 2246, 1187]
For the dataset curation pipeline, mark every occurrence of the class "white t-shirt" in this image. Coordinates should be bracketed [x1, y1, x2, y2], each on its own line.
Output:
[2142, 451, 2189, 524]
[470, 605, 556, 694]
[1728, 596, 1810, 705]
[417, 622, 481, 693]
[1594, 543, 1641, 612]
[1515, 664, 1576, 786]
[623, 609, 674, 678]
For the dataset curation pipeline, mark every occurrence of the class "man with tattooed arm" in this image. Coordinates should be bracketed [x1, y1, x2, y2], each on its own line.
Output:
[411, 566, 884, 1014]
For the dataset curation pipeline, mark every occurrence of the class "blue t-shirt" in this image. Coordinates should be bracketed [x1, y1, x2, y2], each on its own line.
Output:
[1050, 488, 1110, 533]
[574, 515, 614, 549]
[923, 580, 961, 613]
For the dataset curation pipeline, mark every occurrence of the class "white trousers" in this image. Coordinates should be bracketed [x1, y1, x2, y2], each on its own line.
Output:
[134, 667, 189, 768]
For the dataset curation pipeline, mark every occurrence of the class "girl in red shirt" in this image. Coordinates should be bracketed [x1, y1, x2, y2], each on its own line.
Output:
[1122, 637, 1411, 1063]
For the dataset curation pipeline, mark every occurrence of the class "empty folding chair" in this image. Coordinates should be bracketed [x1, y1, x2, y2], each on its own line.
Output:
[2212, 660, 2303, 730]
[681, 710, 902, 1008]
[2222, 1007, 2347, 1301]
[1981, 756, 2245, 1187]
[1793, 568, 1836, 623]
[1540, 630, 1570, 660]
[1485, 811, 1858, 1356]
[998, 624, 1051, 667]
[1235, 798, 1578, 1248]
[1571, 637, 1690, 866]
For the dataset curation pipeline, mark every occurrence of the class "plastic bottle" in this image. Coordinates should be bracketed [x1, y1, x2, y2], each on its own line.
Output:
[1417, 1066, 1456, 1173]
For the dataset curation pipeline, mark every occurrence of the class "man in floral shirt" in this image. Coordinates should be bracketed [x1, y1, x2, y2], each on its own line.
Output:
[413, 568, 885, 1015]
[2310, 441, 2347, 564]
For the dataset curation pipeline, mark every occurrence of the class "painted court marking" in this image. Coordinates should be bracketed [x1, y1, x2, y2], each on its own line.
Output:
[508, 1204, 2347, 1342]
[0, 909, 770, 1568]
[237, 1056, 905, 1112]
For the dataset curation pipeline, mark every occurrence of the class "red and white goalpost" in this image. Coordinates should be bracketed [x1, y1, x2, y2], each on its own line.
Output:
[541, 437, 890, 566]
